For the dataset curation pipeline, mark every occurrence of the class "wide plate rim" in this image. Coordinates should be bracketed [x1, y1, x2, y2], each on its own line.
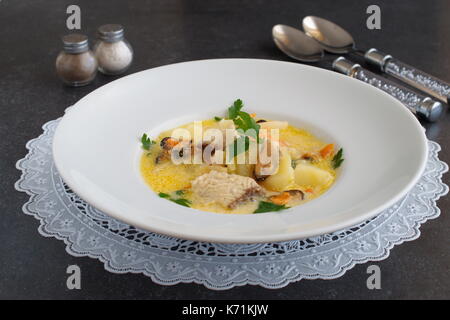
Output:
[52, 58, 428, 243]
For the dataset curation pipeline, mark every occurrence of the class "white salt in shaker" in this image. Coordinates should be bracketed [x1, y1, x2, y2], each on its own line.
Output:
[94, 24, 133, 75]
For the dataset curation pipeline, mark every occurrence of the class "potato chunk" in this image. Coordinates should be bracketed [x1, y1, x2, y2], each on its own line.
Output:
[261, 150, 294, 192]
[294, 163, 333, 188]
[235, 163, 255, 177]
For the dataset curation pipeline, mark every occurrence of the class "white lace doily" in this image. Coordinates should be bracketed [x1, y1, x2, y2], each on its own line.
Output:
[15, 118, 448, 290]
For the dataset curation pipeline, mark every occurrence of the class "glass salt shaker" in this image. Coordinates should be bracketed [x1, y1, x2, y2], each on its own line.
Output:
[93, 24, 133, 75]
[55, 34, 98, 87]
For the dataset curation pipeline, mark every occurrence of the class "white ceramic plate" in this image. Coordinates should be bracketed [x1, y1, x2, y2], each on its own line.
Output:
[53, 59, 427, 243]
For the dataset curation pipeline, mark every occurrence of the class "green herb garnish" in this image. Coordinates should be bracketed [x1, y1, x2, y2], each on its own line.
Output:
[171, 198, 191, 207]
[158, 192, 171, 199]
[158, 191, 191, 207]
[291, 160, 297, 169]
[331, 148, 344, 169]
[226, 99, 260, 160]
[214, 116, 222, 121]
[232, 111, 260, 138]
[141, 133, 156, 150]
[228, 134, 251, 160]
[227, 99, 244, 119]
[175, 190, 185, 196]
[228, 99, 260, 134]
[254, 201, 289, 213]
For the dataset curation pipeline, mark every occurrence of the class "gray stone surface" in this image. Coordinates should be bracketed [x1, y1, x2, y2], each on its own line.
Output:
[0, 0, 449, 299]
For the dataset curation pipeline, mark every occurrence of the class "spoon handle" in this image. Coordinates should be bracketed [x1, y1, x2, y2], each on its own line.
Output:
[332, 57, 443, 122]
[365, 49, 450, 104]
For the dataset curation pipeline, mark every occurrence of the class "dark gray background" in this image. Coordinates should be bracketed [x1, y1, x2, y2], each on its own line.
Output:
[0, 0, 449, 300]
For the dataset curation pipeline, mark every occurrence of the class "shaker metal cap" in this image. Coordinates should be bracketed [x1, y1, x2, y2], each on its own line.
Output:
[62, 33, 89, 53]
[98, 24, 124, 42]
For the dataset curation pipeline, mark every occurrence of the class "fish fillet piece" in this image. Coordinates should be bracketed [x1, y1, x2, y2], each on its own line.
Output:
[191, 170, 265, 209]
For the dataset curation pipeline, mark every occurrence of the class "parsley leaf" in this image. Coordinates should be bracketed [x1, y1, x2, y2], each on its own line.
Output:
[175, 190, 185, 196]
[227, 99, 260, 136]
[291, 160, 297, 169]
[254, 201, 289, 213]
[331, 148, 344, 169]
[228, 134, 251, 160]
[226, 99, 260, 160]
[171, 198, 191, 207]
[158, 192, 171, 199]
[158, 191, 191, 207]
[233, 111, 260, 139]
[141, 133, 155, 150]
[214, 116, 222, 121]
[227, 99, 244, 119]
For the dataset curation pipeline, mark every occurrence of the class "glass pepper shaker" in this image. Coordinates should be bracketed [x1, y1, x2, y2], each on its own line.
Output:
[93, 24, 133, 75]
[55, 34, 98, 87]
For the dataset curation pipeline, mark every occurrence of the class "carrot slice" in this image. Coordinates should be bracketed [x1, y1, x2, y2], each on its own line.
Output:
[269, 192, 291, 205]
[167, 139, 179, 148]
[320, 144, 334, 158]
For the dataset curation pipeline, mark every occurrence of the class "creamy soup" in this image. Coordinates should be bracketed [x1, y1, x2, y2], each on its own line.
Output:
[140, 100, 343, 214]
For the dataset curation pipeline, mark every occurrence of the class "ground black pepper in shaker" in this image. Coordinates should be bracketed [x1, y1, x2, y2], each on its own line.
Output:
[55, 34, 98, 86]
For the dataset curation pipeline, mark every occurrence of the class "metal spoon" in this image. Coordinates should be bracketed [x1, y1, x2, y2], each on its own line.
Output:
[272, 24, 443, 122]
[302, 16, 450, 104]
[273, 24, 324, 62]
